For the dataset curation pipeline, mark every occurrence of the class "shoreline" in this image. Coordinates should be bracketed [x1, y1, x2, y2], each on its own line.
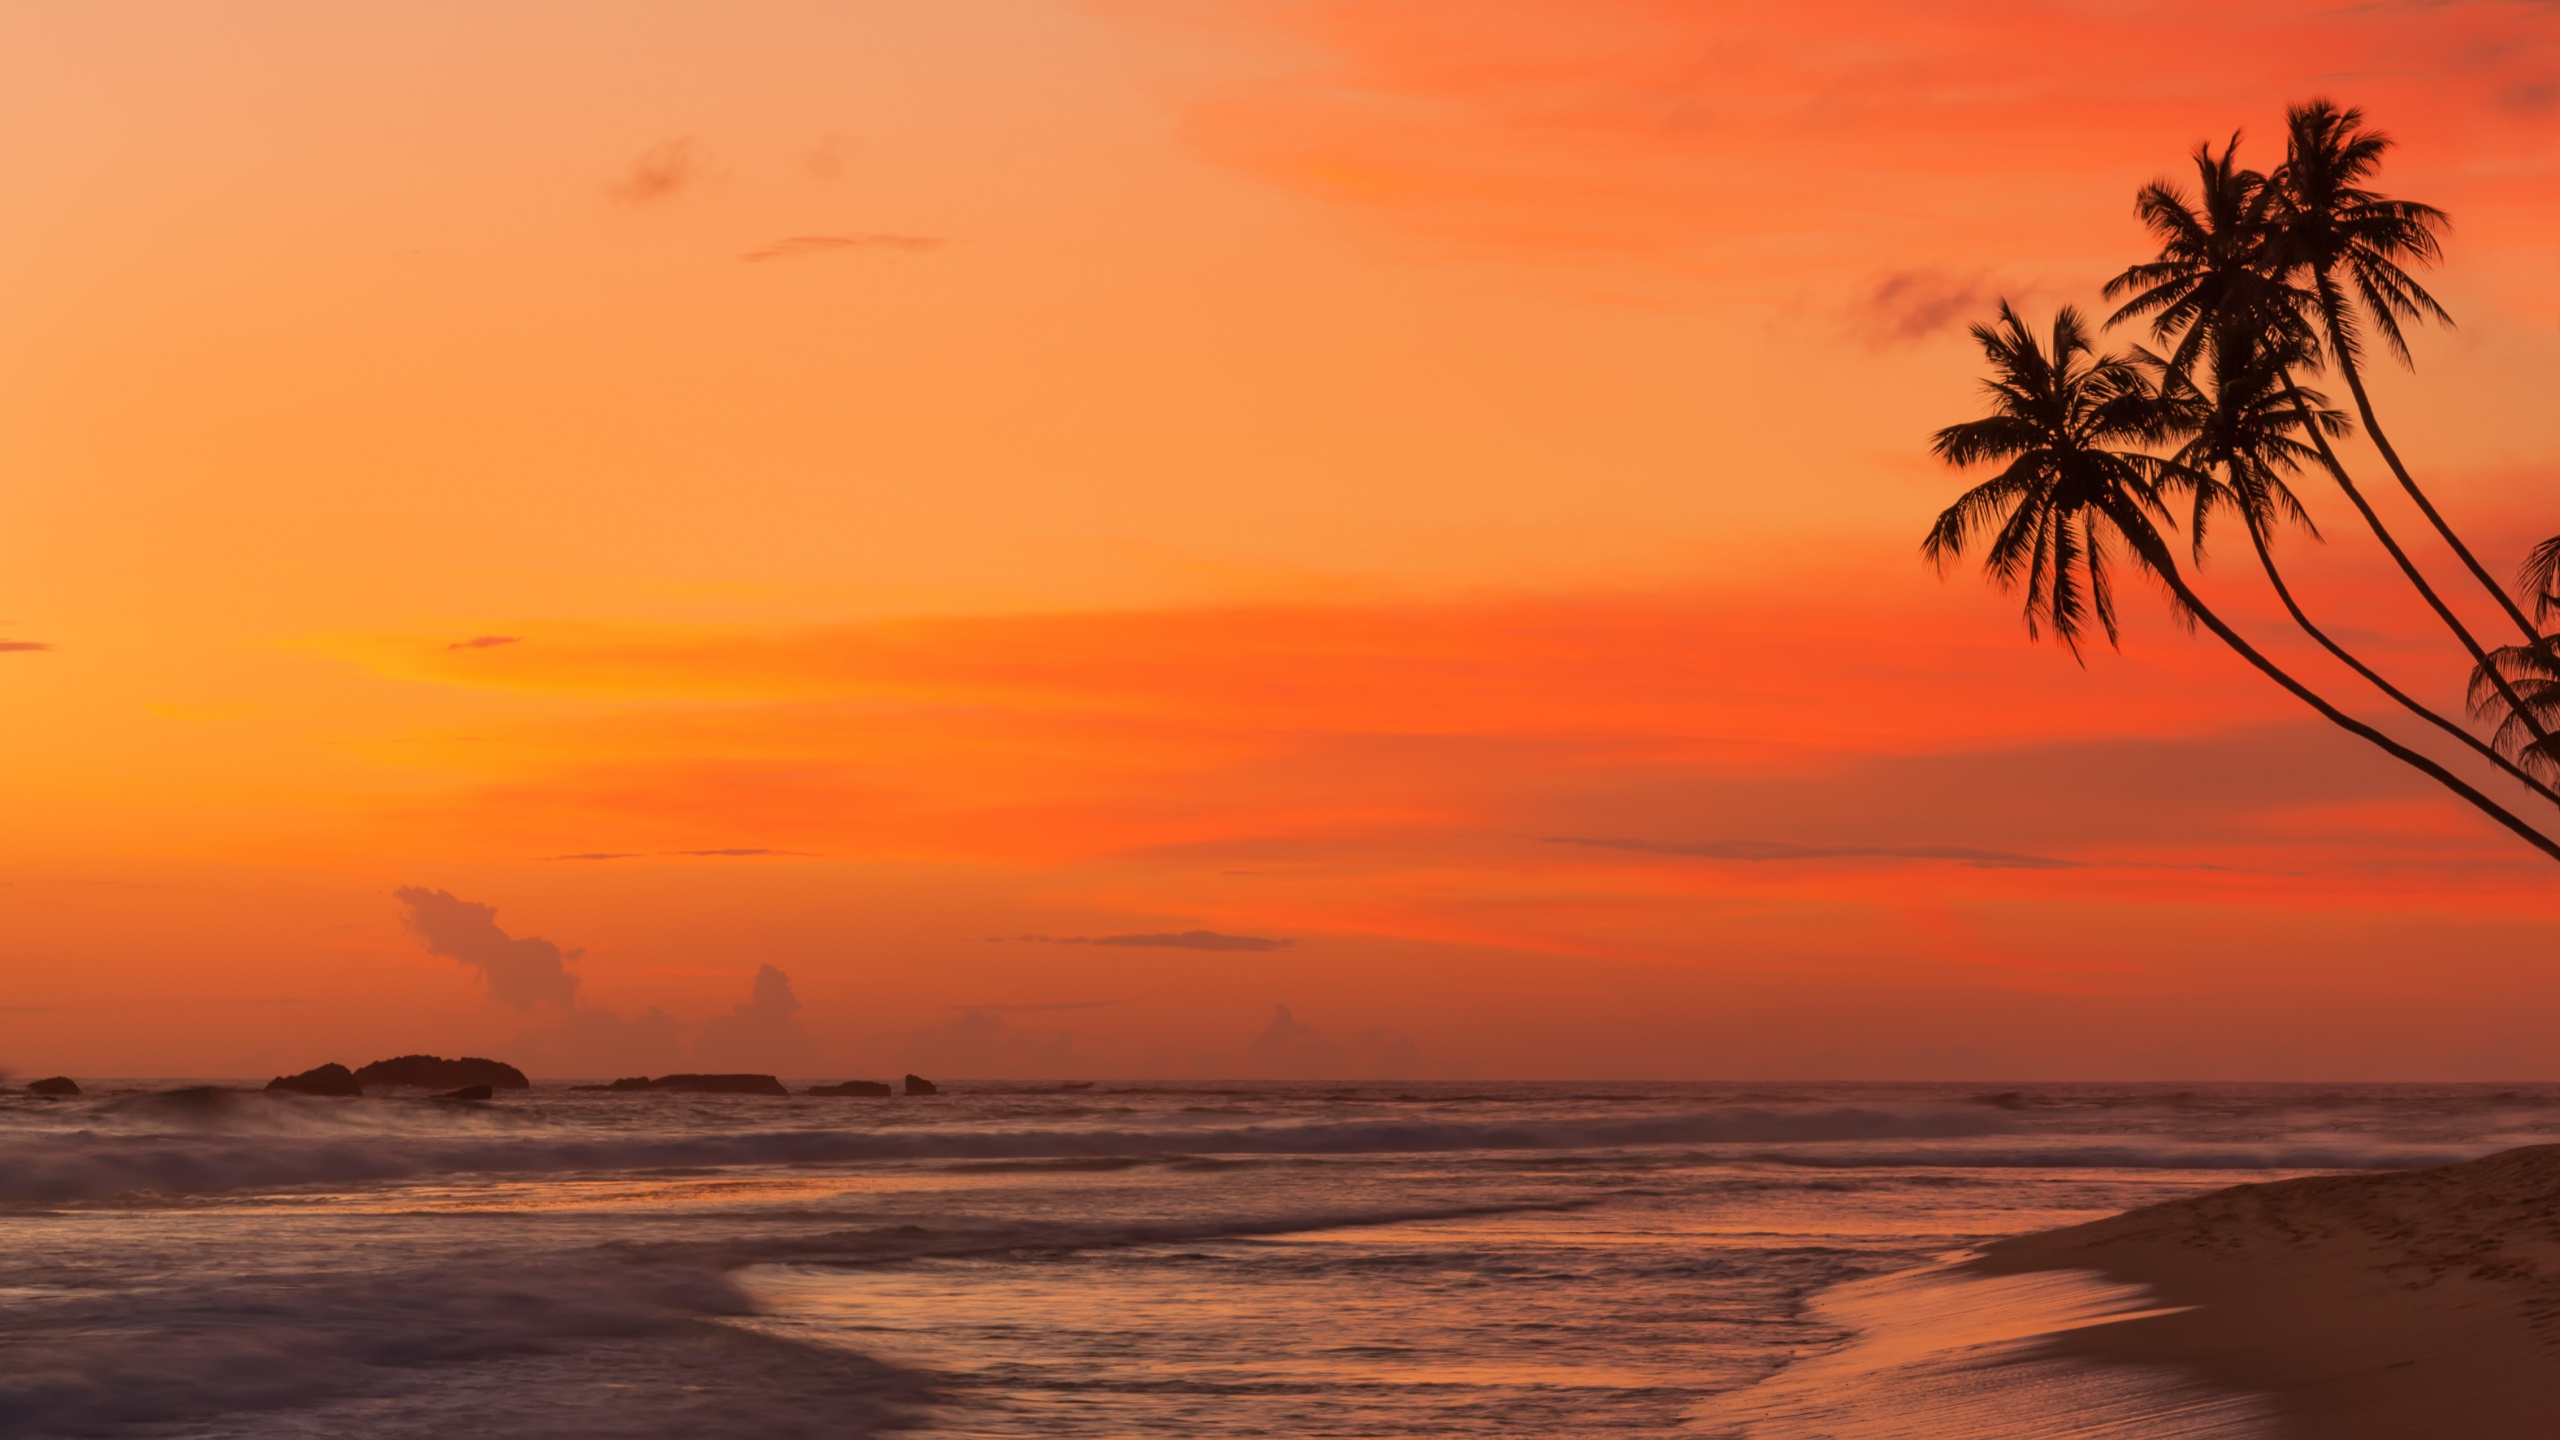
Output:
[1971, 1143, 2560, 1437]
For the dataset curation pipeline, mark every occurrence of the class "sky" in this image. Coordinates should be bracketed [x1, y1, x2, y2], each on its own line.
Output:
[5, 0, 2560, 1080]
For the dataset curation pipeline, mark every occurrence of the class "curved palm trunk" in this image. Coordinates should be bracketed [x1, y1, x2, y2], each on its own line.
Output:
[2320, 284, 2549, 648]
[2278, 375, 2560, 757]
[2122, 524, 2560, 865]
[2242, 521, 2560, 807]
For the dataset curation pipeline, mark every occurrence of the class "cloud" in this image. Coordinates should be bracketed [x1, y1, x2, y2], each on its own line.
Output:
[1245, 1004, 1420, 1080]
[999, 930, 1294, 951]
[1130, 0, 2560, 295]
[447, 635, 521, 651]
[1855, 271, 2001, 345]
[392, 886, 582, 1011]
[1548, 836, 2083, 871]
[694, 964, 818, 1072]
[608, 138, 698, 205]
[0, 640, 51, 652]
[543, 1002, 686, 1078]
[899, 1006, 1077, 1079]
[546, 848, 808, 859]
[802, 134, 852, 180]
[741, 234, 945, 262]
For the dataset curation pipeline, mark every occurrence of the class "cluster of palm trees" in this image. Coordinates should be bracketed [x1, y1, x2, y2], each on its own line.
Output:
[1925, 101, 2560, 864]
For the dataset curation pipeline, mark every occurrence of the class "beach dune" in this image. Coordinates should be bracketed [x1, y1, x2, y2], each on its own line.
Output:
[1976, 1143, 2560, 1437]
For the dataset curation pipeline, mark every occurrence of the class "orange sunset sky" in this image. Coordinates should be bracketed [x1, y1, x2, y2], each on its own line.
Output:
[6, 0, 2560, 1079]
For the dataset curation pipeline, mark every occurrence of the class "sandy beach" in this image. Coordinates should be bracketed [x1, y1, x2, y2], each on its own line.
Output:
[1975, 1143, 2560, 1437]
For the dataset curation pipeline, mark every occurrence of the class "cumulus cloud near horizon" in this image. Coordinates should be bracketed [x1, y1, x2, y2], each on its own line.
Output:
[694, 964, 818, 1072]
[393, 886, 583, 1011]
[1247, 1003, 1420, 1080]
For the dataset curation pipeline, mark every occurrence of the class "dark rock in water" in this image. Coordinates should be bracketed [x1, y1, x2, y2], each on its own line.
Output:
[266, 1063, 363, 1097]
[353, 1054, 530, 1090]
[434, 1083, 495, 1101]
[904, 1073, 938, 1096]
[25, 1076, 80, 1097]
[569, 1073, 790, 1096]
[806, 1080, 894, 1097]
[647, 1073, 790, 1096]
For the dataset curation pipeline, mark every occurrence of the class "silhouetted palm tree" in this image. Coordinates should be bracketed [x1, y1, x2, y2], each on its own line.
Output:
[2472, 535, 2560, 778]
[2157, 333, 2560, 805]
[1922, 305, 2171, 656]
[2103, 137, 2309, 381]
[2268, 101, 2548, 642]
[2267, 102, 2560, 762]
[2108, 116, 2560, 771]
[1926, 303, 2560, 862]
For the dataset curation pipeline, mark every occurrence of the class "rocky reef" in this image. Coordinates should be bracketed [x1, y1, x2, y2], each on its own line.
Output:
[571, 1073, 791, 1096]
[353, 1055, 530, 1090]
[265, 1063, 363, 1097]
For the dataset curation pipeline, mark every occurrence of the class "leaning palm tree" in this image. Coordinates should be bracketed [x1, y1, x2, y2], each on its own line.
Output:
[2103, 136, 2308, 382]
[2159, 328, 2560, 805]
[1925, 303, 2560, 863]
[2111, 116, 2560, 768]
[2270, 102, 2550, 649]
[2472, 535, 2560, 778]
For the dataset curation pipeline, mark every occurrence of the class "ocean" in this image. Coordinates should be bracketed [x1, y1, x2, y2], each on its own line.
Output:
[4, 1080, 2552, 1439]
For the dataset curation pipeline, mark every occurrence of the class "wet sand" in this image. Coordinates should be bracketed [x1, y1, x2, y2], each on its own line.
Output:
[1974, 1143, 2560, 1438]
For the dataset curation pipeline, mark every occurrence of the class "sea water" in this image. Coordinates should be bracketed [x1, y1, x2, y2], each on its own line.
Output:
[3, 1080, 2552, 1438]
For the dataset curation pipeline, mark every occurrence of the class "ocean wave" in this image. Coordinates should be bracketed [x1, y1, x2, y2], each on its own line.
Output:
[0, 1106, 2007, 1204]
[0, 1245, 929, 1439]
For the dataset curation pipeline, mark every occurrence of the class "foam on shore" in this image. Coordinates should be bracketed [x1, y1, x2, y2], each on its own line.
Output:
[1969, 1143, 2560, 1438]
[1693, 1263, 2273, 1438]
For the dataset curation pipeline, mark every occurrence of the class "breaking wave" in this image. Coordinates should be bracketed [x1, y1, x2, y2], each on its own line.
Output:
[0, 1101, 2012, 1204]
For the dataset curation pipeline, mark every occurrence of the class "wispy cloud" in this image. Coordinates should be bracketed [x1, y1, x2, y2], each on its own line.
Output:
[1855, 270, 2007, 345]
[1548, 836, 2083, 871]
[447, 635, 521, 651]
[949, 1000, 1119, 1013]
[742, 233, 944, 262]
[548, 847, 810, 860]
[0, 640, 52, 653]
[608, 138, 698, 205]
[998, 930, 1295, 951]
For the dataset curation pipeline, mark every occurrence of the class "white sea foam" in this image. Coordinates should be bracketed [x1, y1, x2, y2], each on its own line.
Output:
[1694, 1265, 2275, 1439]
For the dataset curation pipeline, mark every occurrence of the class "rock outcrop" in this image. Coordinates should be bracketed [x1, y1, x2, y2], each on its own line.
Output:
[570, 1073, 790, 1096]
[353, 1055, 530, 1090]
[435, 1084, 495, 1101]
[25, 1076, 80, 1097]
[903, 1073, 938, 1096]
[266, 1063, 363, 1097]
[806, 1080, 894, 1096]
